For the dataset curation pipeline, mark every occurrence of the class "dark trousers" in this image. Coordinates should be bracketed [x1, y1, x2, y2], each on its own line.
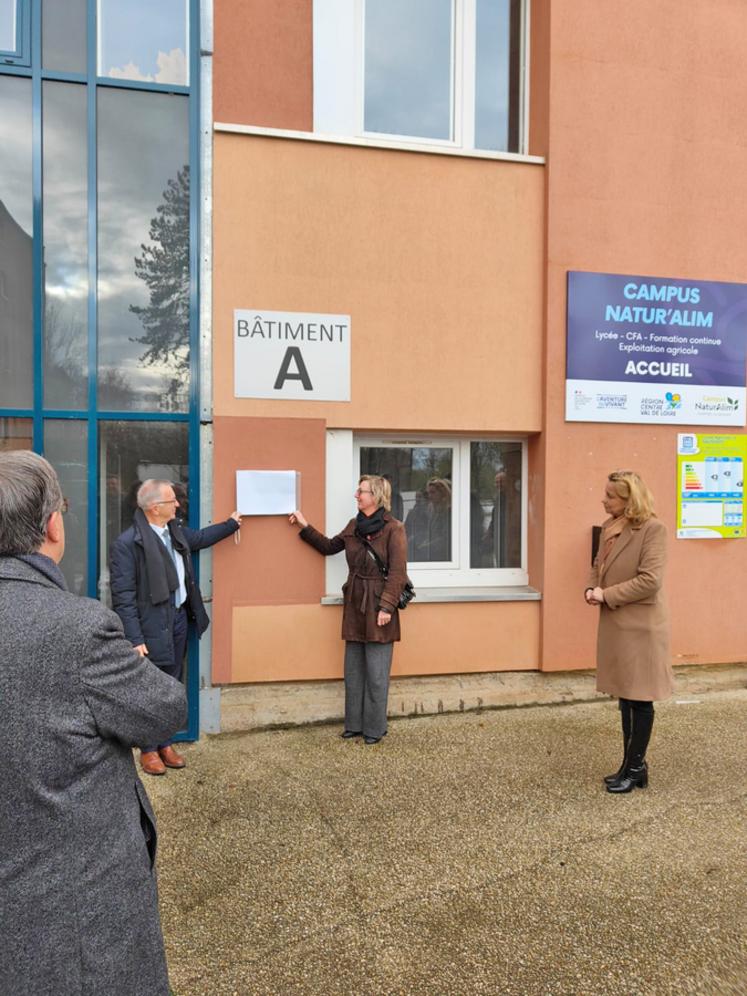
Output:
[142, 605, 187, 752]
[619, 697, 655, 767]
[343, 641, 394, 739]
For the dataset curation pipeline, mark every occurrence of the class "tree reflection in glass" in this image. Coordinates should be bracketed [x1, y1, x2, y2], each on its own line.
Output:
[97, 88, 189, 412]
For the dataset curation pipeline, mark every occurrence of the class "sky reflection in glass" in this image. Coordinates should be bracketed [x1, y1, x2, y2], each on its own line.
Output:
[0, 0, 16, 52]
[0, 76, 32, 408]
[364, 0, 453, 141]
[43, 82, 88, 409]
[98, 0, 188, 85]
[475, 0, 511, 151]
[43, 0, 87, 73]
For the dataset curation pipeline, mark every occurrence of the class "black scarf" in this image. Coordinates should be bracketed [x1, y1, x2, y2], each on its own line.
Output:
[355, 506, 387, 538]
[134, 508, 179, 605]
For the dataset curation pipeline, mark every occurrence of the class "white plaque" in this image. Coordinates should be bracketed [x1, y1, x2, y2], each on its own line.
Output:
[236, 470, 300, 516]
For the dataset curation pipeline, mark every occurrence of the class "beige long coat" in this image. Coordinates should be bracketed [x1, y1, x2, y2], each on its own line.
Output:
[589, 516, 673, 701]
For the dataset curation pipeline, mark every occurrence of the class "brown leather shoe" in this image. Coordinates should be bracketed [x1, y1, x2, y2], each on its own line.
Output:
[141, 750, 166, 775]
[158, 745, 186, 769]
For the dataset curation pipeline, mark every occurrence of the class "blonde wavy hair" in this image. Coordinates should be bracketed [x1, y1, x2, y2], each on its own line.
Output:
[359, 475, 391, 512]
[608, 470, 655, 525]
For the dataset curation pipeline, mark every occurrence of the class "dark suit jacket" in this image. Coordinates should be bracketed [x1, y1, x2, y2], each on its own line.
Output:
[0, 555, 187, 996]
[109, 515, 239, 667]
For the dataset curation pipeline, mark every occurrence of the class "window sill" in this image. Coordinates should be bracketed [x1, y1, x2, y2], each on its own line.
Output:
[214, 122, 545, 166]
[321, 586, 541, 606]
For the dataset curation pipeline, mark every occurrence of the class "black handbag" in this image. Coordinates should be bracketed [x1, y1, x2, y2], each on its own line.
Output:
[364, 540, 416, 610]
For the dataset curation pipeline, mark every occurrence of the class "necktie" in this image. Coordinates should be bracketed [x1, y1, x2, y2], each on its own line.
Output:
[163, 528, 186, 606]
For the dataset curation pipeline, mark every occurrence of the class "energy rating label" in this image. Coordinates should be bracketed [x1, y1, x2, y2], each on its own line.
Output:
[677, 434, 747, 538]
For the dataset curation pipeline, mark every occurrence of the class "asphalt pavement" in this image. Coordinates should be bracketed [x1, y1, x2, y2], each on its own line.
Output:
[148, 686, 747, 996]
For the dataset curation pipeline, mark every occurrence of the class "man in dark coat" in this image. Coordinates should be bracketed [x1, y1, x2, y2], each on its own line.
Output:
[0, 450, 187, 996]
[109, 478, 241, 774]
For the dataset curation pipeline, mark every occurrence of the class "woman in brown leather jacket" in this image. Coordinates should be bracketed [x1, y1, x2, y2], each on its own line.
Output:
[289, 475, 408, 744]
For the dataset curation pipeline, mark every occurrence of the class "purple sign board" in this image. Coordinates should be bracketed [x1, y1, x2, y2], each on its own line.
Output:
[565, 271, 747, 425]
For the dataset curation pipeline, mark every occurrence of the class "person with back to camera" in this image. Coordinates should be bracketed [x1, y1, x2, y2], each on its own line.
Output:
[289, 475, 408, 745]
[585, 470, 673, 793]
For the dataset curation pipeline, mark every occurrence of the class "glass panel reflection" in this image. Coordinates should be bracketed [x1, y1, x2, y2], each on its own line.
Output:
[44, 419, 88, 594]
[0, 417, 33, 451]
[0, 0, 17, 52]
[0, 76, 32, 409]
[360, 446, 453, 562]
[99, 420, 188, 603]
[98, 0, 188, 86]
[364, 0, 453, 140]
[97, 89, 190, 412]
[42, 0, 86, 73]
[470, 441, 521, 568]
[475, 0, 511, 151]
[43, 83, 88, 409]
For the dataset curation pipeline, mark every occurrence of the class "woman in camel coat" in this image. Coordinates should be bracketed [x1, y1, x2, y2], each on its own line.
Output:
[289, 475, 408, 745]
[585, 470, 673, 793]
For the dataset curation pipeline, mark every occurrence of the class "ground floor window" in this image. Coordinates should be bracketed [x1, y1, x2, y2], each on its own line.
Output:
[325, 432, 526, 589]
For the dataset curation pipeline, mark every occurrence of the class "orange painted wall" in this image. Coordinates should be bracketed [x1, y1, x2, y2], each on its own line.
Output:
[539, 0, 747, 670]
[211, 413, 540, 683]
[212, 134, 545, 433]
[214, 0, 312, 131]
[231, 601, 539, 683]
[211, 416, 326, 683]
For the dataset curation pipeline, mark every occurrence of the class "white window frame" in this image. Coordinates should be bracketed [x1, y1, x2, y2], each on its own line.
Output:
[324, 431, 528, 596]
[313, 0, 527, 154]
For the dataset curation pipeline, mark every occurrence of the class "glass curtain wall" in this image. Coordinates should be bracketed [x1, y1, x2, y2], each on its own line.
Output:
[0, 0, 198, 734]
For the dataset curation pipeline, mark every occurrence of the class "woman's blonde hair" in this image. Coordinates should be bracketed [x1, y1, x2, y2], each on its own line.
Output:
[608, 470, 655, 525]
[359, 475, 391, 511]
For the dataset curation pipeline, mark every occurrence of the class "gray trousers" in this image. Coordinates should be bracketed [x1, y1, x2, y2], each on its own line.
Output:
[343, 641, 394, 739]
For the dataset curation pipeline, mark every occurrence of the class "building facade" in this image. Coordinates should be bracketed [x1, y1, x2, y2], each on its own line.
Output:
[2, 1, 745, 734]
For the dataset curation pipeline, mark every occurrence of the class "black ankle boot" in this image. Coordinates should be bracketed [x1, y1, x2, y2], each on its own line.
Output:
[606, 763, 648, 793]
[604, 758, 646, 787]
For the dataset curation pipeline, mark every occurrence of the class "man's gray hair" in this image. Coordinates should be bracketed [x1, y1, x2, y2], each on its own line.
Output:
[0, 450, 64, 555]
[137, 479, 172, 509]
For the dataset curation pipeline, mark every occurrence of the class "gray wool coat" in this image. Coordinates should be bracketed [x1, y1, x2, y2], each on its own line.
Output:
[0, 556, 187, 996]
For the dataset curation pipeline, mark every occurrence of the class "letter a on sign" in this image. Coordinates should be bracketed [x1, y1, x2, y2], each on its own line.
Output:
[273, 347, 313, 391]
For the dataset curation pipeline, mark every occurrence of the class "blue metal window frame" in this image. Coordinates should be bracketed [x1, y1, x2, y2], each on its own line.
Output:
[0, 0, 202, 740]
[0, 0, 30, 65]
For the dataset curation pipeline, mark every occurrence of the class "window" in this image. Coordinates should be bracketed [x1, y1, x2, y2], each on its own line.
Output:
[329, 434, 526, 589]
[314, 0, 524, 153]
[0, 0, 29, 66]
[97, 0, 189, 86]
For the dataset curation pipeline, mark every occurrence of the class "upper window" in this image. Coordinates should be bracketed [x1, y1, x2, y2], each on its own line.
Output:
[314, 0, 524, 153]
[355, 436, 526, 587]
[97, 0, 189, 86]
[1, 0, 29, 66]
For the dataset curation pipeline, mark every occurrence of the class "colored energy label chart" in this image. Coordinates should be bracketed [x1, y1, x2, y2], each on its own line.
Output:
[677, 434, 747, 539]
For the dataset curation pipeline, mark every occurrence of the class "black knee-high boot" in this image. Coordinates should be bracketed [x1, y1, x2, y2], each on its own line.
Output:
[604, 699, 633, 785]
[607, 700, 654, 794]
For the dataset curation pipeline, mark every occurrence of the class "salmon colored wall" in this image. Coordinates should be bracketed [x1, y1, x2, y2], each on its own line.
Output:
[211, 416, 326, 683]
[212, 134, 545, 433]
[213, 414, 541, 683]
[539, 1, 747, 670]
[214, 0, 312, 130]
[528, 0, 550, 158]
[231, 601, 539, 683]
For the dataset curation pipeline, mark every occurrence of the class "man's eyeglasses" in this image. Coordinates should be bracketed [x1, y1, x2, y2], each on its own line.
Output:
[153, 498, 178, 506]
[355, 489, 373, 496]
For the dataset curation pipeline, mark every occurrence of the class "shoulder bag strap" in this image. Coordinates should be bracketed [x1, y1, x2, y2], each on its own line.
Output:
[364, 539, 388, 578]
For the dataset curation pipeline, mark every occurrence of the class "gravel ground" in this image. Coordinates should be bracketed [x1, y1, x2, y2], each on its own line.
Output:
[146, 688, 747, 996]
